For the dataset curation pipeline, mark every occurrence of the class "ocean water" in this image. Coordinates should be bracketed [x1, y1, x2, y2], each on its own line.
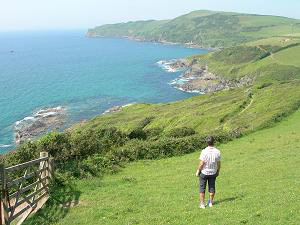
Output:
[0, 30, 208, 153]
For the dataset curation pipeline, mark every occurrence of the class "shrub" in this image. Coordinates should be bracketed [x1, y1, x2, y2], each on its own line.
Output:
[37, 132, 71, 159]
[128, 128, 147, 140]
[165, 127, 196, 138]
[145, 128, 164, 140]
[68, 127, 128, 160]
[4, 141, 39, 167]
[137, 116, 155, 129]
[78, 153, 121, 177]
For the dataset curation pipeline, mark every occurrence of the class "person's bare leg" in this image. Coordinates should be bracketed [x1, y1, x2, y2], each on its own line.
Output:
[209, 192, 215, 205]
[200, 192, 205, 205]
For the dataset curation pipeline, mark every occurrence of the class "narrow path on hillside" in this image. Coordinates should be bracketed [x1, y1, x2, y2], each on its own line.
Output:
[220, 89, 254, 131]
[240, 94, 254, 114]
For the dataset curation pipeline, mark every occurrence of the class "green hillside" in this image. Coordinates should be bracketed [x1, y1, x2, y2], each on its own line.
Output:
[189, 36, 300, 80]
[26, 105, 300, 225]
[87, 10, 300, 48]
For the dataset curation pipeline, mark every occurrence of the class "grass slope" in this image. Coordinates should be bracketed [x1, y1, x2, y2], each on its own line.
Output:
[77, 80, 300, 137]
[26, 108, 300, 225]
[190, 36, 300, 80]
[88, 10, 300, 48]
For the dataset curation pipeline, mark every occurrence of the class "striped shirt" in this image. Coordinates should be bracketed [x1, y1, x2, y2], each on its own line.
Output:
[199, 146, 221, 175]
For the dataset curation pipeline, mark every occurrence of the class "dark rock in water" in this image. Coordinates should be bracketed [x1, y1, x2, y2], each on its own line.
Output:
[157, 59, 190, 72]
[14, 106, 67, 145]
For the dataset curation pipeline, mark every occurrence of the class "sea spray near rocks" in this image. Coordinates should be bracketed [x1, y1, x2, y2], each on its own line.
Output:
[0, 144, 12, 148]
[14, 106, 67, 145]
[158, 59, 255, 94]
[156, 59, 188, 73]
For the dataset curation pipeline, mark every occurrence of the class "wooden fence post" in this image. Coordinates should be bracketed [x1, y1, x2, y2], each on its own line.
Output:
[48, 157, 54, 182]
[39, 152, 48, 191]
[0, 164, 9, 225]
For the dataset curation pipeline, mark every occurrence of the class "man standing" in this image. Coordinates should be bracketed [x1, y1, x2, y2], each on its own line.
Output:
[196, 136, 221, 208]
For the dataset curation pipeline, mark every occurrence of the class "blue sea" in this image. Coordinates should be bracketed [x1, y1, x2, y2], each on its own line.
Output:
[0, 30, 208, 153]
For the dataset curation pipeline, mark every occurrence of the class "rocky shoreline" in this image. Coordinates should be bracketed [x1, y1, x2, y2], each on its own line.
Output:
[161, 59, 255, 94]
[12, 102, 137, 146]
[14, 107, 67, 145]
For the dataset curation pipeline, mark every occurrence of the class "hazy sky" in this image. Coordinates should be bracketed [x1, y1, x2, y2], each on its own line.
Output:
[1, 0, 299, 31]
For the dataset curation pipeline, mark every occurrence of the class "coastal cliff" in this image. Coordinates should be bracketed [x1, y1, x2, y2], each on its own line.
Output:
[87, 10, 300, 48]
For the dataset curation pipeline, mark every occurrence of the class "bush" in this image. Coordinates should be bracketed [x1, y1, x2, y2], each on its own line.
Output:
[4, 141, 39, 167]
[78, 153, 121, 177]
[68, 127, 128, 160]
[257, 82, 273, 89]
[37, 132, 71, 159]
[145, 128, 164, 140]
[117, 135, 207, 160]
[137, 116, 155, 129]
[128, 128, 147, 140]
[165, 127, 196, 138]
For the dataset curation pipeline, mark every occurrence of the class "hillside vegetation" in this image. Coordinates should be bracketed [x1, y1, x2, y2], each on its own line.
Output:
[26, 105, 300, 225]
[189, 35, 300, 80]
[87, 10, 300, 48]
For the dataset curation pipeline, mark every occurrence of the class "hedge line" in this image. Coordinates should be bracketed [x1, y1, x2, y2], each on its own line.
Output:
[1, 126, 240, 183]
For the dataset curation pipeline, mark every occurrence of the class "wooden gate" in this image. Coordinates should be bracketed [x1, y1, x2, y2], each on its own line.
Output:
[0, 152, 54, 225]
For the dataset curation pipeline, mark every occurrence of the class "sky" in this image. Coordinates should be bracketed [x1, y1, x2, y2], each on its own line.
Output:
[1, 0, 299, 31]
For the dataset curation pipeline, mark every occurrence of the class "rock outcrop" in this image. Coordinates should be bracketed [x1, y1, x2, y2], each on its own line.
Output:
[167, 59, 255, 93]
[14, 107, 67, 145]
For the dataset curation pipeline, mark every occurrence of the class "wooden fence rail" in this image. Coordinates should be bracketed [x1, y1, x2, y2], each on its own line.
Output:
[0, 152, 54, 225]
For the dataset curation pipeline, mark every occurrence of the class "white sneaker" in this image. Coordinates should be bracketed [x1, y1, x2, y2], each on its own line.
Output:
[208, 202, 213, 207]
[199, 204, 205, 209]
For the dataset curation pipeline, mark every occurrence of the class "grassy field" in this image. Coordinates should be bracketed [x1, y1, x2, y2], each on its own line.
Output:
[26, 107, 300, 225]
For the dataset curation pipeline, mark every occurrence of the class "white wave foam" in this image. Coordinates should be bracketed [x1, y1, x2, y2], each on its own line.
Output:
[40, 112, 58, 118]
[24, 116, 35, 121]
[122, 103, 136, 108]
[156, 59, 181, 73]
[15, 106, 66, 128]
[0, 144, 12, 148]
[15, 116, 35, 126]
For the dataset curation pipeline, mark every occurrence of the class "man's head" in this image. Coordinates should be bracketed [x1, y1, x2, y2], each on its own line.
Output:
[206, 136, 215, 146]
